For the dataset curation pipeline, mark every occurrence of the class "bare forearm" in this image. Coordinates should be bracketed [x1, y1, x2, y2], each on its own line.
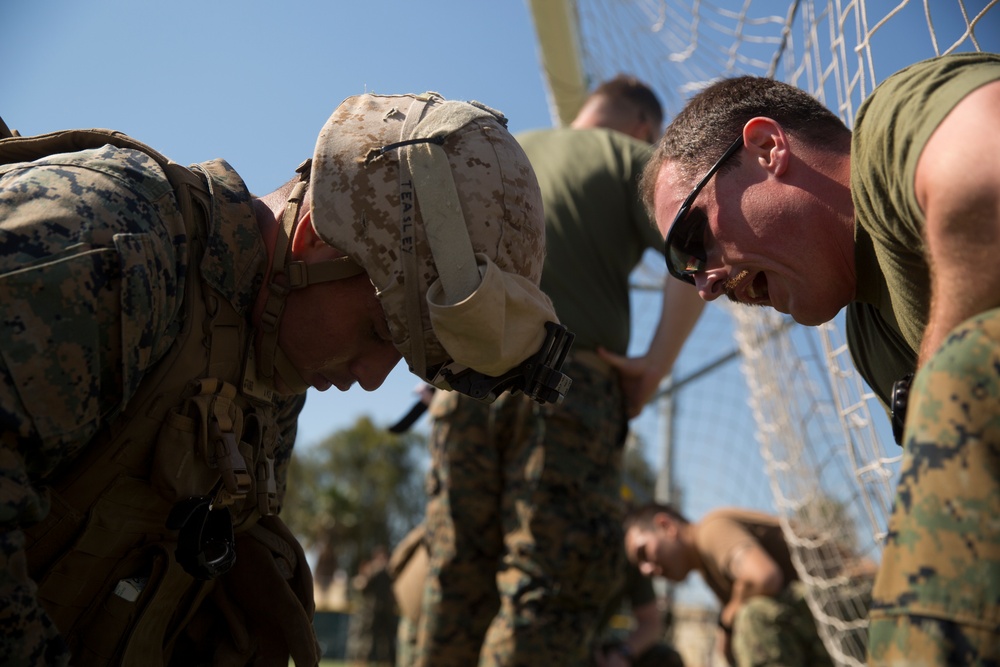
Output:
[916, 81, 1000, 365]
[626, 602, 663, 655]
[599, 279, 705, 417]
[646, 278, 705, 378]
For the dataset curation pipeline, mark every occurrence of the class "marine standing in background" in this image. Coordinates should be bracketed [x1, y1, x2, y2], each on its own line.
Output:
[347, 545, 397, 666]
[415, 75, 704, 667]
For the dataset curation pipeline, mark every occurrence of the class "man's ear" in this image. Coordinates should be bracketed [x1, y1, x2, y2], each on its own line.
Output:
[743, 116, 789, 177]
[653, 512, 674, 534]
[290, 209, 325, 256]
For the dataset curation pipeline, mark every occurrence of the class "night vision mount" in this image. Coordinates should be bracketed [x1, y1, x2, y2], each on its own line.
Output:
[436, 321, 575, 405]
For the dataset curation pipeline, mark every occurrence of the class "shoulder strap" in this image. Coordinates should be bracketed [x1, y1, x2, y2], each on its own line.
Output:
[0, 125, 211, 224]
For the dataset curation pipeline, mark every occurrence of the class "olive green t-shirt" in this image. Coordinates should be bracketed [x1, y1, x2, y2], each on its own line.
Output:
[847, 52, 1000, 404]
[516, 128, 662, 355]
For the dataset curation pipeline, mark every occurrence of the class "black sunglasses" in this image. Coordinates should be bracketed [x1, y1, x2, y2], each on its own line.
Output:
[663, 135, 744, 284]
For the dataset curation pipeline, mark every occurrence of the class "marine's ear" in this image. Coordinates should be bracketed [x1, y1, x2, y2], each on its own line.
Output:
[743, 116, 790, 177]
[290, 209, 320, 255]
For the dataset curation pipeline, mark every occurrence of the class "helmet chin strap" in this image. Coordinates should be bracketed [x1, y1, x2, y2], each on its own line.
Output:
[251, 160, 366, 397]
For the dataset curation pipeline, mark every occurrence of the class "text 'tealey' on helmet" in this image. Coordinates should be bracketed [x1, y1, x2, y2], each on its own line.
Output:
[309, 91, 558, 384]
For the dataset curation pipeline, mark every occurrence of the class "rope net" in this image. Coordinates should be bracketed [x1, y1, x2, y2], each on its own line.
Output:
[546, 2, 1000, 664]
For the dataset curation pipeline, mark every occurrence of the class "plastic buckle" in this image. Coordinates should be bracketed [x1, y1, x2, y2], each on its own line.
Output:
[256, 455, 278, 516]
[210, 420, 251, 496]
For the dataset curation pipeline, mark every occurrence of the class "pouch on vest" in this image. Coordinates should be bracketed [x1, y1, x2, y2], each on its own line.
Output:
[152, 378, 250, 503]
[35, 476, 211, 665]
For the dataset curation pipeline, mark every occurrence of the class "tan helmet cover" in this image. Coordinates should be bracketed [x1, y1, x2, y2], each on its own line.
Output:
[310, 92, 557, 380]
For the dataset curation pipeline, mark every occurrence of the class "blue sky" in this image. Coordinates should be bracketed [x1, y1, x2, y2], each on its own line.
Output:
[2, 0, 559, 447]
[4, 0, 995, 474]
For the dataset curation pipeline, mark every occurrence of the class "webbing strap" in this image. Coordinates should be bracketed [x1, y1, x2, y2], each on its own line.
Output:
[247, 521, 298, 579]
[257, 178, 308, 380]
[396, 96, 433, 378]
[405, 140, 479, 305]
[285, 256, 364, 288]
[255, 163, 366, 392]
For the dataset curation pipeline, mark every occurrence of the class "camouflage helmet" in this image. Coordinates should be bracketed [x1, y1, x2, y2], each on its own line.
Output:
[308, 92, 560, 387]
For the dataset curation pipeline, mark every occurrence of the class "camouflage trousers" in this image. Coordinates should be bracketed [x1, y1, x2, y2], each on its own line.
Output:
[731, 581, 834, 667]
[868, 308, 1000, 665]
[416, 354, 628, 667]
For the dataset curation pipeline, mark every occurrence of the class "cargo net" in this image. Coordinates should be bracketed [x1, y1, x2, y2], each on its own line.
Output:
[571, 0, 998, 123]
[728, 304, 886, 666]
[628, 283, 893, 666]
[561, 2, 1000, 665]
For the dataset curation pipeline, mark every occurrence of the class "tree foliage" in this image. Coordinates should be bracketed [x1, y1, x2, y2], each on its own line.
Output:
[283, 415, 427, 585]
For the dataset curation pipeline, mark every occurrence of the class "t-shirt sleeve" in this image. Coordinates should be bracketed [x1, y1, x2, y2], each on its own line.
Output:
[850, 53, 1000, 355]
[628, 142, 664, 252]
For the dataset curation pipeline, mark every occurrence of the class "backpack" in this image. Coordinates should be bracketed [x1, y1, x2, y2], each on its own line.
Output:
[1, 116, 278, 665]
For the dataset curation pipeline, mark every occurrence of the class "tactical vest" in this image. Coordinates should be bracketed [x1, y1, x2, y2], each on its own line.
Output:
[0, 127, 279, 665]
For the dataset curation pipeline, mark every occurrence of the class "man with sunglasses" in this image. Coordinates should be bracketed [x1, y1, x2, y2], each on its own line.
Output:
[415, 76, 704, 667]
[643, 53, 1000, 664]
[0, 93, 572, 666]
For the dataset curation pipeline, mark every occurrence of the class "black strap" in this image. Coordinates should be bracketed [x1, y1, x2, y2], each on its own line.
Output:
[388, 400, 430, 434]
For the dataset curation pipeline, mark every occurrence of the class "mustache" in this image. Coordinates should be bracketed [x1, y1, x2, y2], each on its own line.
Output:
[725, 269, 766, 309]
[723, 269, 750, 298]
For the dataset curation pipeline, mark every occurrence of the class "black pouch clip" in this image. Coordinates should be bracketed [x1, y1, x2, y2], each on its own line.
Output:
[890, 372, 914, 447]
[166, 496, 236, 580]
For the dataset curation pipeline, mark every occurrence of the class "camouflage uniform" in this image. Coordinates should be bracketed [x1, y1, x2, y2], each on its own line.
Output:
[730, 581, 834, 667]
[840, 54, 1000, 664]
[420, 355, 627, 667]
[415, 123, 660, 667]
[0, 145, 302, 665]
[388, 524, 428, 667]
[867, 309, 1000, 665]
[0, 91, 565, 667]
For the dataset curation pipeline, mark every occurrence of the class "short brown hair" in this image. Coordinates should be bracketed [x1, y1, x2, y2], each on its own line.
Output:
[591, 74, 664, 131]
[623, 501, 689, 533]
[639, 76, 850, 210]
